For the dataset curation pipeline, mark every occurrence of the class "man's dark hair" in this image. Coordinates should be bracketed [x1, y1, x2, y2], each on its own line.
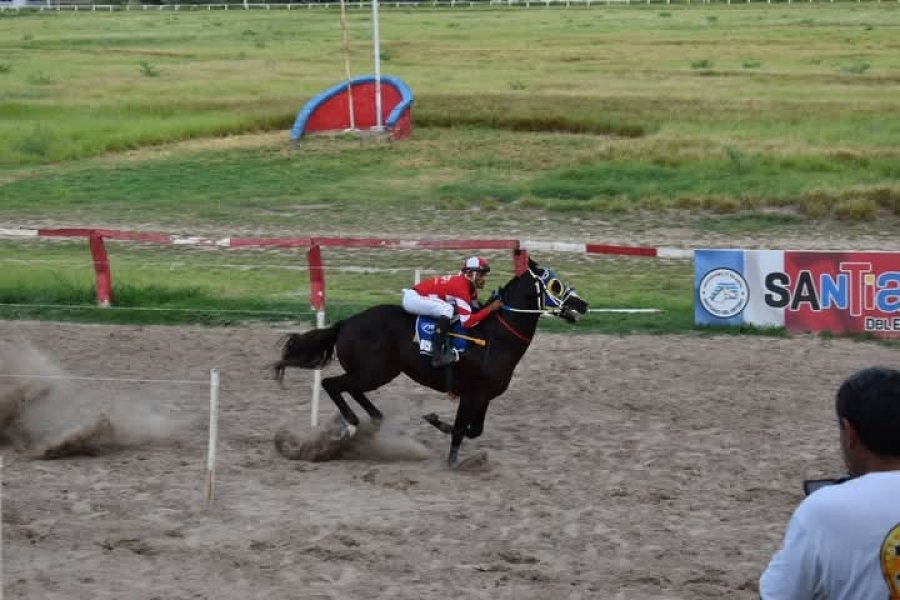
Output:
[835, 366, 900, 457]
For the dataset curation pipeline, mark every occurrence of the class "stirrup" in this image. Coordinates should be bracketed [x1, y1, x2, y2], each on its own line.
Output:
[431, 347, 457, 368]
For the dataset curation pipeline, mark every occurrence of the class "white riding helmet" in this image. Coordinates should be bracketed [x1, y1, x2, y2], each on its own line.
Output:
[462, 256, 490, 274]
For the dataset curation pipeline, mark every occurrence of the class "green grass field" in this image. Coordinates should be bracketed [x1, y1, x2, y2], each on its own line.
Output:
[0, 5, 898, 335]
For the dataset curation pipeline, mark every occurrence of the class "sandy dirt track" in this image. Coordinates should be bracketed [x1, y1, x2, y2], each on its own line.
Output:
[1, 319, 897, 599]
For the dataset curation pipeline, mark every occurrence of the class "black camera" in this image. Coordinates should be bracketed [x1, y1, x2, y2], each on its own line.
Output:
[802, 475, 854, 496]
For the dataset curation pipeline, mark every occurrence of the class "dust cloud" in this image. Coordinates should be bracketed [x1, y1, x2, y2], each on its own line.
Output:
[274, 413, 431, 462]
[0, 338, 181, 458]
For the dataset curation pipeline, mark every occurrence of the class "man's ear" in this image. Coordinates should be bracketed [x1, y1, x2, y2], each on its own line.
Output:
[840, 417, 860, 450]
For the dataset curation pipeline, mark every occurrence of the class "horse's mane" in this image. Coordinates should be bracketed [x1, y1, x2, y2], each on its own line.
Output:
[495, 266, 533, 303]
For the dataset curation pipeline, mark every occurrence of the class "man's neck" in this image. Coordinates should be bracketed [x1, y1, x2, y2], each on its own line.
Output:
[860, 457, 900, 474]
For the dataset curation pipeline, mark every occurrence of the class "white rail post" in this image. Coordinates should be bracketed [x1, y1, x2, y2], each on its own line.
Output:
[204, 368, 220, 506]
[310, 309, 325, 427]
[307, 244, 326, 428]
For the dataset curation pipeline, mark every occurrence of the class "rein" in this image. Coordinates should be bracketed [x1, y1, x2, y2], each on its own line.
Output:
[494, 268, 558, 343]
[495, 313, 533, 344]
[492, 266, 581, 344]
[501, 306, 552, 315]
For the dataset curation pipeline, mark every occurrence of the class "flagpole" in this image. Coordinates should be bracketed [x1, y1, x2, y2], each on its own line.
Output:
[371, 0, 383, 129]
[340, 0, 357, 130]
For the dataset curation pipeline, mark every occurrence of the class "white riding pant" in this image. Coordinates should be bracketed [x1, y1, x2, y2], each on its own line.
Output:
[402, 289, 455, 319]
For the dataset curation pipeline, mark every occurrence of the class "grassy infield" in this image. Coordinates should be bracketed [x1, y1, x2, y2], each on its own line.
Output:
[0, 4, 898, 335]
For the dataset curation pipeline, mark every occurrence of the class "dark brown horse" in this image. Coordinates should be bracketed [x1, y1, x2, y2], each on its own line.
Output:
[272, 256, 589, 466]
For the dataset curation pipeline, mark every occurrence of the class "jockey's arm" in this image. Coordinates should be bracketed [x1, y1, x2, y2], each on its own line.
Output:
[459, 298, 503, 329]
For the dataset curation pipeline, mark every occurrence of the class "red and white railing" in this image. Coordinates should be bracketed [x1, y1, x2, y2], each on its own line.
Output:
[0, 226, 690, 309]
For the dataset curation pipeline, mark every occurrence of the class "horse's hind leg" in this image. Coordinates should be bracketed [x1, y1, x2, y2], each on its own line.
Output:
[340, 357, 399, 426]
[322, 375, 360, 439]
[349, 391, 383, 424]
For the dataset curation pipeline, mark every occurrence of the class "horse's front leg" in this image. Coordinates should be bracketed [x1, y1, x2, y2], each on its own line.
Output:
[424, 397, 493, 440]
[422, 412, 453, 434]
[464, 397, 492, 439]
[448, 428, 464, 467]
[447, 395, 481, 467]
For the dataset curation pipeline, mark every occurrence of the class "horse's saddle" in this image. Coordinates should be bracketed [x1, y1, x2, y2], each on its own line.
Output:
[414, 316, 469, 358]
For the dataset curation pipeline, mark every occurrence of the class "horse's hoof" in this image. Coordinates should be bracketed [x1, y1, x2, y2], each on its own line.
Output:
[456, 451, 490, 472]
[334, 423, 357, 441]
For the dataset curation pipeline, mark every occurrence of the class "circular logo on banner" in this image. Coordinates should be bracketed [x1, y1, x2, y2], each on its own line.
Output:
[699, 268, 749, 319]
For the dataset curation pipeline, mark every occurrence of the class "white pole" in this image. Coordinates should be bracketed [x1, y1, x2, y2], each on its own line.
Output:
[339, 0, 356, 130]
[414, 269, 421, 285]
[371, 0, 383, 129]
[310, 310, 326, 427]
[204, 368, 220, 506]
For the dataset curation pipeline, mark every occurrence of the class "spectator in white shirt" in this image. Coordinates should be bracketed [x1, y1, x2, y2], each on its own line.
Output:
[760, 366, 900, 600]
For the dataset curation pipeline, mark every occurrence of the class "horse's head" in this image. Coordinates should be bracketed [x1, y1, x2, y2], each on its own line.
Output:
[497, 257, 589, 323]
[529, 259, 589, 322]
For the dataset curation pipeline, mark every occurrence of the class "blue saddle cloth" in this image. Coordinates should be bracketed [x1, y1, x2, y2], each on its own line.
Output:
[415, 316, 469, 357]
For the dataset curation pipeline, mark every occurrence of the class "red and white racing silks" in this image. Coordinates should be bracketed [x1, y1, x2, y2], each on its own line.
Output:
[412, 274, 493, 329]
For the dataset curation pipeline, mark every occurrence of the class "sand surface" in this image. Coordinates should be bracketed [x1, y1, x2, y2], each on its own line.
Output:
[1, 319, 897, 599]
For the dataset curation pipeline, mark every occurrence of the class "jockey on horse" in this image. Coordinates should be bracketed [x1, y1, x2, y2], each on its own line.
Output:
[273, 254, 589, 466]
[401, 256, 503, 367]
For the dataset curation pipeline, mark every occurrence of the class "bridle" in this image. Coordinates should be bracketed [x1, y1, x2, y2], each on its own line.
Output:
[502, 267, 578, 316]
[495, 267, 580, 344]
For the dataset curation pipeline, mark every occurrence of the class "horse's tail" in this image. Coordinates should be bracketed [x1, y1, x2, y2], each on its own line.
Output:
[271, 323, 341, 383]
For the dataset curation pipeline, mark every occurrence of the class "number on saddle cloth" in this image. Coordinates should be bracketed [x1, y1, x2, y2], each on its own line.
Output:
[414, 316, 468, 357]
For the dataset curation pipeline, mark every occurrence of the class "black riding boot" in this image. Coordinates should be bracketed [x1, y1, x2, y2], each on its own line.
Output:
[431, 316, 456, 367]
